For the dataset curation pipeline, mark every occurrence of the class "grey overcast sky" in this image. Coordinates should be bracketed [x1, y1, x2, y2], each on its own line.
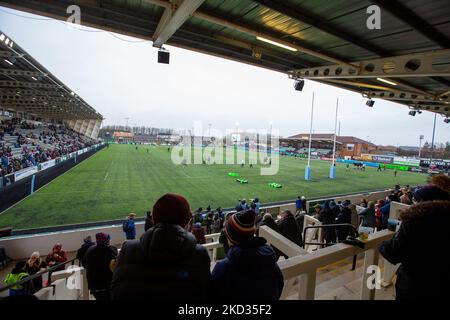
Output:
[0, 7, 448, 146]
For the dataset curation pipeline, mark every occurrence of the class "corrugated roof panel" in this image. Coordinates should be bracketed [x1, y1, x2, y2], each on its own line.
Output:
[203, 0, 259, 16]
[400, 0, 450, 24]
[369, 30, 441, 55]
[110, 0, 163, 15]
[286, 0, 370, 20]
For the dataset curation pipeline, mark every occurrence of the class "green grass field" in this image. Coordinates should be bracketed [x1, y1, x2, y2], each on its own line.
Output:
[0, 144, 427, 229]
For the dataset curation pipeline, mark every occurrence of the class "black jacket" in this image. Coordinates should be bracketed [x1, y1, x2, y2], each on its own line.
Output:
[144, 217, 154, 232]
[277, 215, 303, 247]
[111, 223, 211, 301]
[318, 208, 336, 244]
[379, 206, 450, 300]
[335, 207, 352, 241]
[256, 217, 279, 236]
[85, 244, 117, 291]
[211, 237, 284, 301]
[76, 242, 94, 268]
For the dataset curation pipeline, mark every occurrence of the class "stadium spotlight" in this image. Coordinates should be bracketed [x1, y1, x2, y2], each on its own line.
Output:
[294, 79, 305, 91]
[366, 99, 375, 107]
[444, 118, 450, 124]
[408, 110, 416, 116]
[158, 48, 170, 64]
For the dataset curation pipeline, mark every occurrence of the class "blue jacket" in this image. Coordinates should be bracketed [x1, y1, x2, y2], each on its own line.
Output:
[125, 219, 136, 239]
[295, 199, 303, 210]
[211, 237, 284, 301]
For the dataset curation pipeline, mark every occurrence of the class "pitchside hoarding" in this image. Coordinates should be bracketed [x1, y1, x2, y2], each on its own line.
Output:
[393, 157, 420, 167]
[372, 155, 394, 164]
[14, 166, 37, 181]
[12, 143, 103, 182]
[420, 159, 450, 167]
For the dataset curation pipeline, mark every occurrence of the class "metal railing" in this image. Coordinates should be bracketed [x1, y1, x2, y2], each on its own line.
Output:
[0, 257, 79, 295]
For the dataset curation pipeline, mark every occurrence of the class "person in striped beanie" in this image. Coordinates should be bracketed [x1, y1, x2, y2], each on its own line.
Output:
[212, 210, 284, 301]
[224, 209, 257, 244]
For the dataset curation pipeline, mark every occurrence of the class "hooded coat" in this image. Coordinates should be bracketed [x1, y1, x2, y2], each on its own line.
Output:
[111, 223, 211, 301]
[379, 201, 450, 300]
[85, 243, 118, 291]
[211, 237, 284, 301]
[335, 205, 356, 241]
[277, 214, 303, 247]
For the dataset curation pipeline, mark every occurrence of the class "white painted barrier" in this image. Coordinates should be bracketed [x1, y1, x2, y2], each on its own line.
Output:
[0, 189, 394, 260]
[0, 222, 145, 260]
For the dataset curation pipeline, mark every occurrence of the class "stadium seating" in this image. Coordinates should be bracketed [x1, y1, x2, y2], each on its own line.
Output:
[1, 119, 96, 176]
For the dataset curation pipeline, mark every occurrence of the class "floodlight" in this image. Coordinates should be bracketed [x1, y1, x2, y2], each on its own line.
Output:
[158, 49, 170, 64]
[294, 80, 305, 91]
[366, 99, 375, 107]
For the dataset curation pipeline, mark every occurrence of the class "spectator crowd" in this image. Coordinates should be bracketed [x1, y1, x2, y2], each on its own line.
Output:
[2, 174, 450, 301]
[1, 118, 96, 178]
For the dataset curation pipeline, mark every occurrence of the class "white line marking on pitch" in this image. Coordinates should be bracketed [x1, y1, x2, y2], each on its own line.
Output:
[104, 172, 109, 181]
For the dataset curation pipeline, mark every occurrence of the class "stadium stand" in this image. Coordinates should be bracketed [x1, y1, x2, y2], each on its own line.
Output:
[1, 118, 96, 175]
[3, 181, 445, 301]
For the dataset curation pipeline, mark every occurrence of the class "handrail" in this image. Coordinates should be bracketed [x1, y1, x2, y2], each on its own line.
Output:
[0, 257, 78, 293]
[302, 223, 359, 249]
[259, 226, 307, 257]
[278, 230, 393, 279]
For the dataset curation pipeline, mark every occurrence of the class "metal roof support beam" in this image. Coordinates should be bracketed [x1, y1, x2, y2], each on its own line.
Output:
[0, 80, 60, 89]
[251, 0, 389, 56]
[192, 11, 355, 68]
[152, 0, 206, 48]
[0, 67, 43, 77]
[372, 0, 450, 48]
[411, 104, 450, 117]
[152, 5, 173, 42]
[363, 91, 450, 103]
[321, 79, 425, 95]
[288, 49, 450, 79]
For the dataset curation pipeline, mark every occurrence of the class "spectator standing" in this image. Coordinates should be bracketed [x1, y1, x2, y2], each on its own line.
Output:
[335, 203, 353, 241]
[211, 210, 284, 301]
[85, 232, 118, 301]
[301, 196, 307, 212]
[257, 213, 279, 236]
[348, 203, 359, 230]
[277, 210, 303, 250]
[295, 196, 303, 214]
[359, 201, 376, 228]
[144, 211, 153, 232]
[123, 213, 136, 240]
[3, 261, 31, 296]
[251, 198, 261, 214]
[24, 251, 47, 292]
[45, 243, 67, 271]
[379, 201, 450, 300]
[257, 213, 282, 259]
[76, 236, 94, 268]
[212, 214, 222, 234]
[318, 202, 336, 244]
[111, 193, 211, 301]
[330, 201, 341, 219]
[192, 222, 206, 244]
[360, 198, 368, 208]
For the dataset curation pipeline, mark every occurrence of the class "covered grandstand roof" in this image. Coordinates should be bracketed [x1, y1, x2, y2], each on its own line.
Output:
[289, 133, 375, 146]
[0, 30, 102, 120]
[281, 136, 342, 145]
[0, 0, 449, 117]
